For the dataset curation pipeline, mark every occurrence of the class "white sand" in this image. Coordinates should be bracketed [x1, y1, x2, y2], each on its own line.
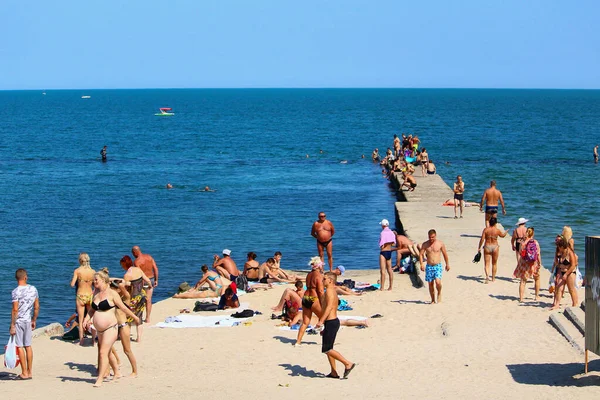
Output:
[1, 175, 597, 399]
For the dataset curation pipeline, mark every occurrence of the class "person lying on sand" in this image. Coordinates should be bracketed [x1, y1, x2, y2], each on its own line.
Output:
[173, 271, 232, 299]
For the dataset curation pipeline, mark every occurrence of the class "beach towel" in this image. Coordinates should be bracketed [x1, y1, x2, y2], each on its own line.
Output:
[277, 316, 368, 331]
[155, 314, 251, 328]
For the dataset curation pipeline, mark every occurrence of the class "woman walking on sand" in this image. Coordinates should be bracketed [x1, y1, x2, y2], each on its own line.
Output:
[513, 227, 542, 302]
[70, 253, 96, 345]
[477, 217, 509, 283]
[511, 218, 528, 264]
[83, 268, 140, 387]
[550, 236, 579, 310]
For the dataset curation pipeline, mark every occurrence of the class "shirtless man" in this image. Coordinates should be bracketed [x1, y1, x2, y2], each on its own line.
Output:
[213, 249, 240, 282]
[479, 180, 506, 227]
[594, 145, 598, 164]
[419, 229, 450, 304]
[371, 148, 380, 162]
[132, 246, 158, 323]
[295, 257, 324, 346]
[272, 251, 301, 282]
[401, 171, 417, 192]
[393, 134, 401, 158]
[316, 272, 356, 379]
[453, 175, 465, 219]
[394, 232, 420, 269]
[311, 212, 335, 271]
[258, 257, 297, 284]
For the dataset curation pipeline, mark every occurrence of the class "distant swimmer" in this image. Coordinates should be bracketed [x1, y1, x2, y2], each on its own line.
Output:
[166, 183, 173, 189]
[372, 148, 380, 162]
[203, 186, 215, 192]
[100, 146, 107, 162]
[479, 180, 506, 227]
[306, 154, 309, 158]
[340, 160, 348, 164]
[594, 145, 598, 164]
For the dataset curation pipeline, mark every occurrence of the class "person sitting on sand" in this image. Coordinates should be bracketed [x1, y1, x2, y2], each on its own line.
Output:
[243, 252, 260, 282]
[173, 270, 232, 299]
[513, 227, 542, 303]
[272, 251, 302, 281]
[218, 287, 239, 310]
[258, 257, 297, 284]
[394, 232, 420, 269]
[272, 281, 304, 326]
[213, 249, 241, 282]
[477, 217, 509, 283]
[401, 171, 417, 192]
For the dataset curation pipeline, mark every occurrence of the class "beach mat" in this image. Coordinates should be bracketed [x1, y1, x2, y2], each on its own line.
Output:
[155, 314, 251, 328]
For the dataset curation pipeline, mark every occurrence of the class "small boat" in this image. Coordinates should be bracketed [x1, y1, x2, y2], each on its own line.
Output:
[155, 107, 175, 116]
[81, 95, 91, 99]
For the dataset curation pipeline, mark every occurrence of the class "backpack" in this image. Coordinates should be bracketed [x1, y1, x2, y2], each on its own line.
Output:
[231, 309, 254, 318]
[522, 240, 538, 263]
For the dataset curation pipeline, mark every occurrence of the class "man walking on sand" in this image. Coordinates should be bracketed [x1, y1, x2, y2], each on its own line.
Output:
[479, 180, 506, 227]
[295, 256, 324, 347]
[10, 268, 39, 380]
[132, 246, 158, 323]
[419, 230, 450, 304]
[311, 212, 335, 271]
[316, 272, 356, 379]
[453, 175, 465, 219]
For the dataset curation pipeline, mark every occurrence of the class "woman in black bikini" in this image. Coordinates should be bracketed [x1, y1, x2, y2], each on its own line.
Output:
[550, 237, 579, 310]
[243, 252, 260, 282]
[83, 268, 140, 387]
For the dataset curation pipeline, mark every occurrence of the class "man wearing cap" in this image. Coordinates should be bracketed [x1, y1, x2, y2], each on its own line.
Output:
[511, 218, 528, 264]
[379, 219, 397, 291]
[311, 212, 335, 272]
[479, 180, 506, 227]
[213, 249, 241, 283]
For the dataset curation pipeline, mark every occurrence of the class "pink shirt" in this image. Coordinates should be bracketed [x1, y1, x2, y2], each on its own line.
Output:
[379, 227, 396, 248]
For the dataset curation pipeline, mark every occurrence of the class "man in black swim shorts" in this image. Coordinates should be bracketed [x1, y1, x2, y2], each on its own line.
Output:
[311, 212, 335, 271]
[453, 175, 465, 219]
[479, 180, 506, 227]
[316, 272, 356, 379]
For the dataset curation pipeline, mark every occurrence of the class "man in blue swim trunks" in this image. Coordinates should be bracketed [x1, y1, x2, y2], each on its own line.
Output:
[419, 229, 450, 304]
[479, 180, 506, 227]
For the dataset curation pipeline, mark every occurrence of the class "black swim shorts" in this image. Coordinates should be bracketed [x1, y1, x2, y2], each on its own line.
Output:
[322, 318, 340, 353]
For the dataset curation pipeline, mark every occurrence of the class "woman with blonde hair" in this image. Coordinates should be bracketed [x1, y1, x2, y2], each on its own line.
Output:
[70, 252, 96, 345]
[83, 268, 140, 387]
[550, 236, 579, 310]
[561, 226, 575, 251]
[513, 227, 542, 302]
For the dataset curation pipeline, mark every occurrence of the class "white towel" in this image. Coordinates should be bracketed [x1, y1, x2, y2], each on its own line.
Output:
[155, 314, 250, 329]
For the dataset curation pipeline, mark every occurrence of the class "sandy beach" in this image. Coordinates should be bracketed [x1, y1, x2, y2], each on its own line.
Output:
[2, 174, 597, 399]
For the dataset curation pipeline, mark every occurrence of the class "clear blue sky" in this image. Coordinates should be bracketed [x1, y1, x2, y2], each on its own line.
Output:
[1, 0, 598, 89]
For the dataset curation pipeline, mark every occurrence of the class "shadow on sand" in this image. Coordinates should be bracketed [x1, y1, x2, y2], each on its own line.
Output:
[507, 360, 600, 387]
[279, 363, 323, 378]
[456, 275, 516, 284]
[391, 299, 430, 305]
[460, 234, 481, 238]
[64, 361, 97, 375]
[273, 335, 317, 346]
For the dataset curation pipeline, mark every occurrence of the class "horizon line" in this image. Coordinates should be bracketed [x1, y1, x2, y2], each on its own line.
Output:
[1, 86, 600, 92]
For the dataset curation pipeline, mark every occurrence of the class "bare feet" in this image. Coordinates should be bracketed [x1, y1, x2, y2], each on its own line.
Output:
[128, 372, 137, 378]
[271, 306, 283, 312]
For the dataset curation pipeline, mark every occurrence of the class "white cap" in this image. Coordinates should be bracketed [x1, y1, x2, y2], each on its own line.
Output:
[222, 249, 231, 256]
[515, 218, 529, 226]
[379, 219, 390, 227]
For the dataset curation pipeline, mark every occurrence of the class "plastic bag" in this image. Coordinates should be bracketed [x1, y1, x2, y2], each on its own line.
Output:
[548, 269, 556, 294]
[4, 335, 20, 369]
[576, 268, 583, 289]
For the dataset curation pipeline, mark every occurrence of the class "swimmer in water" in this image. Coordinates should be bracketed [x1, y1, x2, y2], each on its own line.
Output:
[166, 183, 173, 189]
[203, 186, 215, 192]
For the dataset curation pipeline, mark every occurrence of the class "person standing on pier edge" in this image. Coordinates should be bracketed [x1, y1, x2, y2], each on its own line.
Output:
[479, 180, 506, 227]
[312, 212, 335, 271]
[594, 145, 598, 164]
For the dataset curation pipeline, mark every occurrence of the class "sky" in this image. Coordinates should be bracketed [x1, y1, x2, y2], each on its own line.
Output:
[1, 0, 598, 89]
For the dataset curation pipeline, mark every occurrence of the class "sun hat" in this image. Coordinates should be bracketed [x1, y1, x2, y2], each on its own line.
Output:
[222, 249, 231, 256]
[515, 218, 529, 226]
[379, 219, 390, 227]
[337, 265, 346, 275]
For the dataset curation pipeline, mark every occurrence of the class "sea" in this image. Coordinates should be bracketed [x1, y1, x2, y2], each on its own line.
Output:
[0, 88, 599, 347]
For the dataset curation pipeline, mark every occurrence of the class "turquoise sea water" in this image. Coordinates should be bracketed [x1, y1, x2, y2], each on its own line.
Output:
[0, 89, 599, 347]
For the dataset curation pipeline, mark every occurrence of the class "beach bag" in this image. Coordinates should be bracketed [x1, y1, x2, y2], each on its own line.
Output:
[4, 336, 20, 369]
[193, 302, 218, 312]
[472, 251, 481, 263]
[576, 268, 583, 289]
[178, 282, 192, 293]
[521, 241, 537, 263]
[231, 309, 254, 318]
